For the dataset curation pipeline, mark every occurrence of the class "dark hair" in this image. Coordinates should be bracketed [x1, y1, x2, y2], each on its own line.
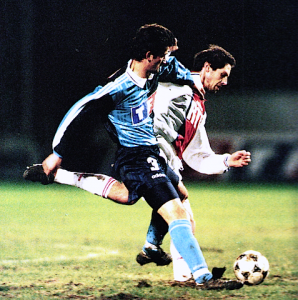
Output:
[130, 24, 176, 61]
[193, 45, 236, 71]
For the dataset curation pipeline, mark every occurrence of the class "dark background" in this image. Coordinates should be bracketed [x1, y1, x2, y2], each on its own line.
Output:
[1, 0, 297, 181]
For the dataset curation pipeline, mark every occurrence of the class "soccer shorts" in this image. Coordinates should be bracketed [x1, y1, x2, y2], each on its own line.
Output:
[114, 145, 180, 210]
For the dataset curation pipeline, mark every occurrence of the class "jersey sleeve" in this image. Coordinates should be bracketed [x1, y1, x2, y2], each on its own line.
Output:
[159, 57, 194, 87]
[53, 88, 114, 159]
[154, 83, 192, 144]
[182, 116, 230, 174]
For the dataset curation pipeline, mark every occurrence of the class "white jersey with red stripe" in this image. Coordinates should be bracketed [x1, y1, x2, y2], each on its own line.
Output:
[153, 75, 230, 178]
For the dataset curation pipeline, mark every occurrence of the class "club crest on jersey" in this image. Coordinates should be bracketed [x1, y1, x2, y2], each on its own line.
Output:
[131, 92, 156, 124]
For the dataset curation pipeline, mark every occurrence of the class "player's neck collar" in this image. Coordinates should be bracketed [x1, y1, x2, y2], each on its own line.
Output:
[126, 60, 148, 88]
[191, 72, 205, 99]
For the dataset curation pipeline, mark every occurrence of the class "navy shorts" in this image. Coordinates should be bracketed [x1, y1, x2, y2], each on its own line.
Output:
[114, 145, 180, 210]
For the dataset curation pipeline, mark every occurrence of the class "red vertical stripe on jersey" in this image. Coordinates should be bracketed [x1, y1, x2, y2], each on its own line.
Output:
[173, 93, 206, 159]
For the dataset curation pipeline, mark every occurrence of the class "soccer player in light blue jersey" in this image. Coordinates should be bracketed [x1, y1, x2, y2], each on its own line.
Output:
[27, 25, 243, 290]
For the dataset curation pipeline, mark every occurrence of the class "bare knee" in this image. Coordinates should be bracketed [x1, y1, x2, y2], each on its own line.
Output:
[157, 198, 188, 225]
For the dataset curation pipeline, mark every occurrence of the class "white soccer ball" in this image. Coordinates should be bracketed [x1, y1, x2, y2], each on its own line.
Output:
[233, 250, 269, 285]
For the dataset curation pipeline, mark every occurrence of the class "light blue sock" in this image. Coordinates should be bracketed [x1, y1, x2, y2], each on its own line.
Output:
[169, 219, 213, 284]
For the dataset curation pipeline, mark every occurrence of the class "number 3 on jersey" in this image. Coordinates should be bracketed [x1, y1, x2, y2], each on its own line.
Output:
[147, 157, 160, 171]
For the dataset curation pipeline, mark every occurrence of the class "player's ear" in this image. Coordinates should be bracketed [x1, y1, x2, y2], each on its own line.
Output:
[204, 62, 211, 72]
[146, 51, 153, 62]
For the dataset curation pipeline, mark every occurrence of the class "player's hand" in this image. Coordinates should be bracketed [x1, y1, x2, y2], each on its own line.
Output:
[227, 150, 251, 168]
[42, 153, 62, 175]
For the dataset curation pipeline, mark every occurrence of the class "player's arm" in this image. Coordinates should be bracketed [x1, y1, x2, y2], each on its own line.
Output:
[159, 57, 201, 90]
[183, 123, 251, 174]
[52, 91, 114, 160]
[182, 121, 231, 174]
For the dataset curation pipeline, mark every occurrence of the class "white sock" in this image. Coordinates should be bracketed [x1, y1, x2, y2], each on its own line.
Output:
[170, 239, 192, 282]
[54, 169, 77, 185]
[55, 169, 116, 198]
[144, 241, 158, 250]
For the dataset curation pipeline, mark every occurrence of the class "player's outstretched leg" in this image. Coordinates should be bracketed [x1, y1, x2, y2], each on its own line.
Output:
[23, 165, 116, 198]
[57, 169, 117, 198]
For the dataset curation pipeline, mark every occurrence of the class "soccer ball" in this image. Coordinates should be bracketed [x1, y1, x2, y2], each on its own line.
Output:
[233, 250, 269, 285]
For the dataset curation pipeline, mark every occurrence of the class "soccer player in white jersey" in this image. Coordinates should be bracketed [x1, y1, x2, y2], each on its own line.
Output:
[137, 45, 251, 281]
[23, 39, 249, 288]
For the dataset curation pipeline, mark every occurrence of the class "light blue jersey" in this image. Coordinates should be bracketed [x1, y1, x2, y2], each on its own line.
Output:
[106, 62, 158, 147]
[53, 57, 194, 157]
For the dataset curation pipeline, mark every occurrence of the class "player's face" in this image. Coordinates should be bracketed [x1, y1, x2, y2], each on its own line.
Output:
[148, 42, 178, 74]
[206, 64, 232, 92]
[147, 48, 171, 74]
[148, 56, 166, 73]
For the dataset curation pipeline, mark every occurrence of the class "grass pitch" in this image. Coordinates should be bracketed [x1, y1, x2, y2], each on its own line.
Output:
[0, 181, 297, 299]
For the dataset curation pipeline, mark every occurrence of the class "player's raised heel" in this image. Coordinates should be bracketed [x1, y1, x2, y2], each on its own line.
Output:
[197, 278, 243, 290]
[23, 164, 55, 185]
[136, 247, 172, 266]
